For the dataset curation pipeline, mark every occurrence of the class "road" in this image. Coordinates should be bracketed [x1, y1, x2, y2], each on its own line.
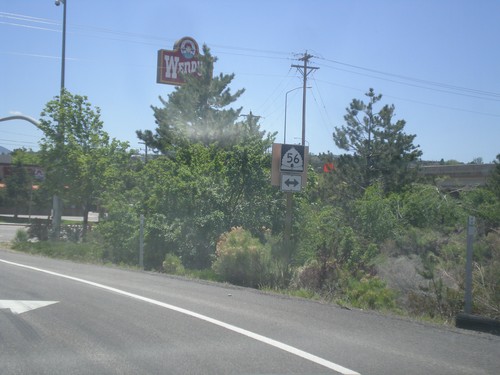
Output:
[1, 249, 499, 375]
[0, 224, 27, 243]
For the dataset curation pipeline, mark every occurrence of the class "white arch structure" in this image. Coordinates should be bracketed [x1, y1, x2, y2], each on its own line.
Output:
[0, 115, 42, 129]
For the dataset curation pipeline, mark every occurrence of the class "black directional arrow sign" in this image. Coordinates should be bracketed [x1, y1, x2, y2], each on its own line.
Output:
[280, 174, 302, 192]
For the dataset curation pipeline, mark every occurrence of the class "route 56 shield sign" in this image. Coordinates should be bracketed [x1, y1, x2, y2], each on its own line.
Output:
[280, 144, 305, 172]
[271, 143, 308, 191]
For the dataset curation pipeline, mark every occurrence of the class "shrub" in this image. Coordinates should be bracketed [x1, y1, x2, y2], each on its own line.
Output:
[96, 209, 139, 265]
[162, 253, 185, 275]
[28, 218, 50, 241]
[60, 224, 90, 242]
[401, 184, 465, 230]
[354, 184, 401, 243]
[212, 227, 282, 288]
[292, 259, 335, 291]
[396, 227, 443, 256]
[13, 228, 29, 243]
[344, 275, 397, 311]
[12, 236, 104, 263]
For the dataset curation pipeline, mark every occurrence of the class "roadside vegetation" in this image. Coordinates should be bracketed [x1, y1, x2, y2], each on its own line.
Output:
[4, 46, 499, 324]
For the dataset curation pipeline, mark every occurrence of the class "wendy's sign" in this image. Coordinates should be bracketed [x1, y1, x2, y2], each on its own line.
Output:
[157, 37, 202, 85]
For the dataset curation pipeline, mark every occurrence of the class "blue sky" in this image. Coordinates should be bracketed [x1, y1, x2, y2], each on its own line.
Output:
[1, 0, 499, 163]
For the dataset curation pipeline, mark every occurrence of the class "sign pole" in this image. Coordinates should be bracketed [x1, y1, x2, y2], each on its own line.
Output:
[271, 143, 308, 264]
[464, 216, 475, 314]
[139, 214, 144, 269]
[284, 192, 293, 260]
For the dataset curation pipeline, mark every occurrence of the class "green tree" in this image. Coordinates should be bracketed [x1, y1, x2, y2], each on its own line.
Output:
[38, 90, 130, 238]
[10, 149, 51, 217]
[133, 137, 279, 270]
[11, 148, 41, 166]
[401, 184, 466, 230]
[5, 159, 32, 218]
[130, 48, 280, 269]
[488, 154, 500, 200]
[354, 183, 401, 243]
[137, 45, 245, 152]
[333, 89, 422, 193]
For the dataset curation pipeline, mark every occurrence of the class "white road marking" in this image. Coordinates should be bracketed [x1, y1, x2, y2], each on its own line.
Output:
[0, 258, 360, 375]
[0, 300, 59, 314]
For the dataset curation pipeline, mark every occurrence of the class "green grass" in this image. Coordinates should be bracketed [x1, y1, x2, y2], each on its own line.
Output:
[12, 239, 104, 263]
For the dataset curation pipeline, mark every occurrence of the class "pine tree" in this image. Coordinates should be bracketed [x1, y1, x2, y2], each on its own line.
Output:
[137, 45, 245, 152]
[333, 88, 422, 193]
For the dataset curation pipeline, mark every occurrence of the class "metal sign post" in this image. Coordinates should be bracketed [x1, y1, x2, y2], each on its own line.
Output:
[139, 214, 144, 269]
[464, 216, 475, 314]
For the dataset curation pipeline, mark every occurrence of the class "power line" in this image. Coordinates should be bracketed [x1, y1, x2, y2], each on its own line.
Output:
[315, 78, 500, 118]
[2, 10, 499, 121]
[0, 138, 38, 146]
[317, 57, 500, 101]
[3, 10, 499, 105]
[309, 77, 335, 134]
[291, 52, 319, 146]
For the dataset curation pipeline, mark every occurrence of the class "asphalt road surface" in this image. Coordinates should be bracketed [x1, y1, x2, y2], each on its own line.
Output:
[1, 248, 499, 375]
[0, 224, 27, 243]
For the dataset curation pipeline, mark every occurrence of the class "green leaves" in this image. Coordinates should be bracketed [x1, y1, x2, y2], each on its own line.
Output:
[332, 88, 422, 193]
[38, 90, 131, 235]
[140, 46, 245, 152]
[354, 184, 401, 243]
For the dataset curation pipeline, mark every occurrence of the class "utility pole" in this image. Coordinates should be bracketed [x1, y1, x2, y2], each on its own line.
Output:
[240, 111, 263, 128]
[139, 141, 148, 162]
[291, 51, 318, 147]
[239, 111, 262, 121]
[283, 52, 318, 259]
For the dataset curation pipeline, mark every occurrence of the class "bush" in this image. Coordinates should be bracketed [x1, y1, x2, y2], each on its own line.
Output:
[28, 218, 50, 241]
[13, 228, 29, 243]
[212, 227, 282, 288]
[292, 259, 336, 292]
[162, 253, 185, 275]
[396, 227, 443, 256]
[354, 184, 401, 243]
[401, 184, 465, 230]
[12, 235, 105, 263]
[96, 209, 139, 265]
[344, 275, 397, 311]
[61, 224, 91, 242]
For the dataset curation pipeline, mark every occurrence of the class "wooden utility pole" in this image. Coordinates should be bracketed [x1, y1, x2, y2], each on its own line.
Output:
[291, 52, 318, 147]
[283, 53, 319, 257]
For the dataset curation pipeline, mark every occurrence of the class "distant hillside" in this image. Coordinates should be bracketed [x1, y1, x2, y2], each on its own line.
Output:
[0, 145, 11, 155]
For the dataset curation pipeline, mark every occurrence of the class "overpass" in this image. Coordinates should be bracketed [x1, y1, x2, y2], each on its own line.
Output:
[419, 164, 495, 189]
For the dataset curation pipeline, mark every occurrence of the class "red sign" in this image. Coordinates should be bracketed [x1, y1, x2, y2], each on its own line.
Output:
[157, 37, 202, 86]
[323, 162, 335, 173]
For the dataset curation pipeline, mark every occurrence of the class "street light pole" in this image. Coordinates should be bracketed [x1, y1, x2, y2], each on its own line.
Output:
[284, 87, 301, 144]
[58, 0, 67, 94]
[282, 86, 309, 263]
[284, 87, 311, 144]
[52, 0, 67, 238]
